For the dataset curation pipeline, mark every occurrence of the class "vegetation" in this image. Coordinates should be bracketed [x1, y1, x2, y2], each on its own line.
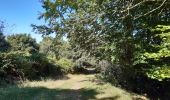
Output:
[0, 74, 136, 100]
[7, 34, 39, 53]
[1, 0, 170, 99]
[0, 21, 10, 52]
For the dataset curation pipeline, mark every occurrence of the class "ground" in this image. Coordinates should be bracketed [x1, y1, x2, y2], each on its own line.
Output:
[0, 74, 146, 100]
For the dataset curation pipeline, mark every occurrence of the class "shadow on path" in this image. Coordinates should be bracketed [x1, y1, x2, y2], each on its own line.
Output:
[0, 86, 121, 100]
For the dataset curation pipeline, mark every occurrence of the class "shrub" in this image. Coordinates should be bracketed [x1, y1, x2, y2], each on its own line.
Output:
[57, 58, 75, 73]
[0, 51, 27, 84]
[97, 60, 124, 86]
[0, 51, 64, 83]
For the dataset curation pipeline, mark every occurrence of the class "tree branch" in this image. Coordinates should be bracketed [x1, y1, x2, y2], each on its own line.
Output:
[134, 0, 167, 20]
[121, 0, 147, 13]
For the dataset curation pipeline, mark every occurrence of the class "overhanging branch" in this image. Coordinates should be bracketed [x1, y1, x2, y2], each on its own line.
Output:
[134, 0, 167, 20]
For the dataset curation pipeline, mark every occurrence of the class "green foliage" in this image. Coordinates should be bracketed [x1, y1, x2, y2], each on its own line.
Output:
[57, 58, 75, 73]
[97, 60, 123, 85]
[40, 36, 72, 60]
[147, 66, 170, 81]
[0, 33, 10, 52]
[0, 51, 29, 84]
[143, 25, 170, 81]
[25, 0, 170, 98]
[0, 32, 90, 84]
[0, 21, 10, 52]
[0, 51, 30, 69]
[0, 51, 64, 82]
[39, 36, 57, 58]
[7, 34, 39, 53]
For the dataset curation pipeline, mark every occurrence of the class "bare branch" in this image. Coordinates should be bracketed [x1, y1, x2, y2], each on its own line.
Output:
[134, 0, 167, 20]
[121, 0, 147, 13]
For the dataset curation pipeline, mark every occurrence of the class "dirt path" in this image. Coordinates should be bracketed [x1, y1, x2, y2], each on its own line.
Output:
[29, 74, 134, 100]
[1, 74, 146, 100]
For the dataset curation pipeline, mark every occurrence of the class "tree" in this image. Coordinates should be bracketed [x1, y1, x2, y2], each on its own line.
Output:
[34, 0, 170, 87]
[7, 34, 39, 53]
[0, 21, 10, 52]
[143, 25, 170, 81]
[34, 0, 170, 65]
[39, 36, 55, 56]
[39, 36, 61, 59]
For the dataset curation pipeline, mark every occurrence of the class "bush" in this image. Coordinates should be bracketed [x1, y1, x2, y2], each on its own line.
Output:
[0, 51, 27, 84]
[0, 51, 64, 83]
[97, 60, 124, 86]
[57, 58, 75, 73]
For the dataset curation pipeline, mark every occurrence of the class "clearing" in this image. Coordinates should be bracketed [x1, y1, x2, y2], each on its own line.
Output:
[0, 74, 141, 100]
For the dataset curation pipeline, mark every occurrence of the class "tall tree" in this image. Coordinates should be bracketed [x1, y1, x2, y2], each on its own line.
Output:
[33, 0, 170, 63]
[33, 0, 170, 80]
[0, 21, 10, 52]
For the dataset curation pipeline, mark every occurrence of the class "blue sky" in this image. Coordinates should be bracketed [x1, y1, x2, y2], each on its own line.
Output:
[0, 0, 45, 42]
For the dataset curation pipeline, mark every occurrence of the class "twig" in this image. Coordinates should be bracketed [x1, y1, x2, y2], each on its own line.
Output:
[134, 0, 167, 20]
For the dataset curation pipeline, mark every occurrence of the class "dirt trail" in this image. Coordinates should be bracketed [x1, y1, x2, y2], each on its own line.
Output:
[46, 74, 134, 100]
[12, 74, 146, 100]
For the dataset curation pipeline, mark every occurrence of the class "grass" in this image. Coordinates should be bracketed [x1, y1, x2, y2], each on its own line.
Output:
[0, 74, 140, 100]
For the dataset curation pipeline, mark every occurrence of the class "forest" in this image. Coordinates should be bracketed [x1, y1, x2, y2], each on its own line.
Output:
[0, 0, 170, 100]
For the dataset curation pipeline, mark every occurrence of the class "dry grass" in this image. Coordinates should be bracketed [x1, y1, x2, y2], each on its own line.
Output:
[0, 74, 143, 100]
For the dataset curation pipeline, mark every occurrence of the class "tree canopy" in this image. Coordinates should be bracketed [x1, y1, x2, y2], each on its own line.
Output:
[31, 1, 170, 98]
[7, 34, 39, 53]
[0, 21, 10, 52]
[1, 0, 170, 99]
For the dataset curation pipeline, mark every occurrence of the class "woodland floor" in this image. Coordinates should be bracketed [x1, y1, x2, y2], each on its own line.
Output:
[0, 74, 147, 100]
